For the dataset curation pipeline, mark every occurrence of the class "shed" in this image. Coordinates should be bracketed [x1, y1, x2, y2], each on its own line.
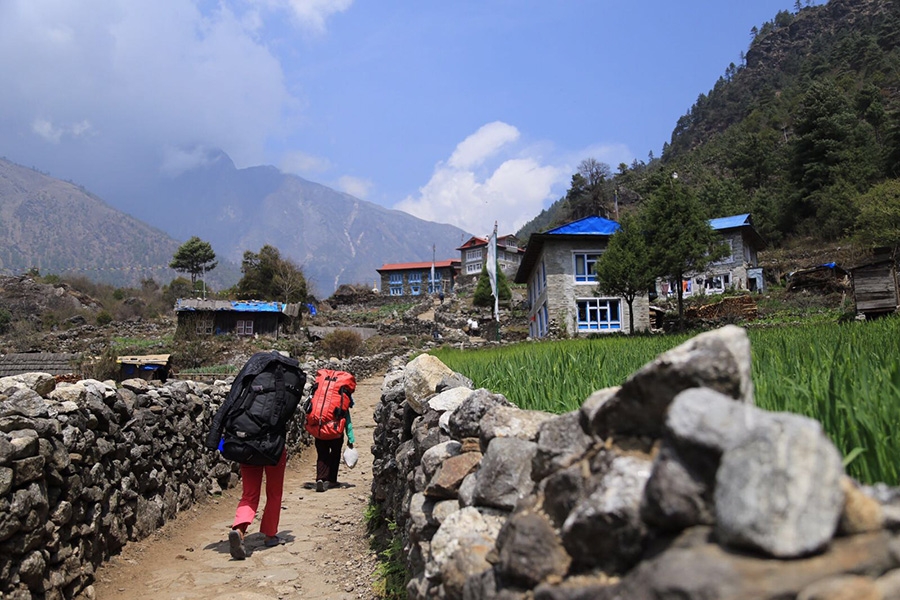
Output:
[174, 299, 298, 338]
[850, 250, 899, 317]
[0, 353, 80, 377]
[117, 354, 171, 382]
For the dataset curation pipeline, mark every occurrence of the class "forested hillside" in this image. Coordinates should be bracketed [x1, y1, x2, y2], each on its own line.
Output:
[519, 0, 900, 252]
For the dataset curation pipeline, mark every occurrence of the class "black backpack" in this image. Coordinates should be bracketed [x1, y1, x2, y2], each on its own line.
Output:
[206, 352, 306, 466]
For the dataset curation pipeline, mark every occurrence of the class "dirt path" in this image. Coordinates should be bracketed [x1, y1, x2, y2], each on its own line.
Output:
[86, 375, 384, 600]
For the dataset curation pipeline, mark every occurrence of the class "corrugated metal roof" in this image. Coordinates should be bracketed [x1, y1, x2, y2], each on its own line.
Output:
[0, 353, 79, 377]
[546, 216, 621, 236]
[377, 259, 459, 272]
[709, 214, 751, 230]
[174, 299, 284, 312]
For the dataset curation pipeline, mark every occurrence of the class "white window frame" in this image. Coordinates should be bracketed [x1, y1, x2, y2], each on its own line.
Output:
[466, 248, 483, 262]
[466, 262, 482, 275]
[576, 298, 621, 331]
[195, 318, 213, 335]
[574, 252, 601, 283]
[236, 319, 254, 336]
[695, 273, 732, 294]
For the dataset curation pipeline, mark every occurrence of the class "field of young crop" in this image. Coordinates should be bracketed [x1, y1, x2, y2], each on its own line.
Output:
[431, 317, 900, 485]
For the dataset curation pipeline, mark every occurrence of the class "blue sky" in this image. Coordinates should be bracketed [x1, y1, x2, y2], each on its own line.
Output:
[0, 0, 794, 238]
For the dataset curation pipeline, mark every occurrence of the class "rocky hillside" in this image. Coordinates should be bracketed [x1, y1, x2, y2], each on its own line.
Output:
[0, 159, 182, 286]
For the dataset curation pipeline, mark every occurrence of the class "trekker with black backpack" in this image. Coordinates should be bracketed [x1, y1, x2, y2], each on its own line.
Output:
[206, 351, 306, 560]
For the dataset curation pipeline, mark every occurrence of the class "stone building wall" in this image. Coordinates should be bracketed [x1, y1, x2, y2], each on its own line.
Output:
[370, 326, 900, 599]
[540, 240, 651, 335]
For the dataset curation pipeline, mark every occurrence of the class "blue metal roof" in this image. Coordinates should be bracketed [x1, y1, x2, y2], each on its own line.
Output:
[174, 299, 284, 312]
[546, 215, 621, 236]
[229, 301, 283, 312]
[709, 214, 751, 230]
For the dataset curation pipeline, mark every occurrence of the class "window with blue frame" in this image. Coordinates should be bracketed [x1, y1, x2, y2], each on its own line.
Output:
[428, 270, 442, 293]
[389, 273, 403, 296]
[408, 271, 422, 295]
[576, 298, 621, 331]
[574, 253, 601, 282]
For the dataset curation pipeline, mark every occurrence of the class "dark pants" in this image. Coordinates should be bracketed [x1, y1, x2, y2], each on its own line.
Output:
[315, 437, 343, 483]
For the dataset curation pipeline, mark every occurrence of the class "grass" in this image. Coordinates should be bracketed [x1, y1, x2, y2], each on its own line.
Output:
[364, 502, 408, 599]
[111, 336, 174, 350]
[431, 317, 900, 485]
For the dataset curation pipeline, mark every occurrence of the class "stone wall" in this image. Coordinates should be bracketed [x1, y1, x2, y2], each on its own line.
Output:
[0, 371, 313, 600]
[370, 325, 900, 599]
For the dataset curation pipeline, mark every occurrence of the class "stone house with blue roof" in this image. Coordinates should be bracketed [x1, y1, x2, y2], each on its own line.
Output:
[659, 213, 766, 298]
[174, 299, 299, 338]
[514, 215, 649, 338]
[514, 213, 766, 338]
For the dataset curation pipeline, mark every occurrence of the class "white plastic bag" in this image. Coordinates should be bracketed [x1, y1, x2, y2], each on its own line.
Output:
[343, 447, 359, 469]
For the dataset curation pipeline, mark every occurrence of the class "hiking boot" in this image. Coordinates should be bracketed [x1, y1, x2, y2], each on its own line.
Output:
[228, 529, 246, 560]
[316, 479, 325, 492]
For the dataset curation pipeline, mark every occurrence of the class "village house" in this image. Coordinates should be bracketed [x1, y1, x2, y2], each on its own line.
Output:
[515, 215, 650, 338]
[658, 213, 766, 298]
[457, 234, 525, 280]
[174, 299, 300, 338]
[375, 259, 459, 297]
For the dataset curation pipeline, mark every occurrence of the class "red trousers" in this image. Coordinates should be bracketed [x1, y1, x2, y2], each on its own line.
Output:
[232, 450, 286, 537]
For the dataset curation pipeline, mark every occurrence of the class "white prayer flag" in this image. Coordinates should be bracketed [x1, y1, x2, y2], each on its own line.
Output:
[486, 222, 498, 321]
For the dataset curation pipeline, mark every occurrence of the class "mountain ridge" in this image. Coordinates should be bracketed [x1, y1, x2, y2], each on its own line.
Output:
[0, 155, 471, 294]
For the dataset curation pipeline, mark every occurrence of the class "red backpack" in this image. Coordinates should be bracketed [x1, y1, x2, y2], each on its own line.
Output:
[304, 369, 356, 440]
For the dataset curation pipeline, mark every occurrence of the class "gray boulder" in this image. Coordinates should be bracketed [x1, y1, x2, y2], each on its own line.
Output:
[533, 410, 593, 482]
[562, 455, 652, 572]
[472, 437, 538, 511]
[448, 389, 514, 441]
[479, 405, 555, 450]
[591, 325, 753, 438]
[495, 510, 572, 588]
[715, 411, 845, 558]
[405, 354, 456, 414]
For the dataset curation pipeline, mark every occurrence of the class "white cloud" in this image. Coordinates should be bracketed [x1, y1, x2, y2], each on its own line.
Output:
[31, 117, 95, 144]
[0, 1, 296, 179]
[280, 151, 332, 175]
[160, 146, 224, 177]
[448, 121, 520, 170]
[337, 175, 372, 199]
[246, 0, 353, 33]
[395, 122, 568, 236]
[32, 119, 62, 144]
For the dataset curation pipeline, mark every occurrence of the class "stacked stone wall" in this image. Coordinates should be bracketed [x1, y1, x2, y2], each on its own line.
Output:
[0, 372, 313, 600]
[370, 326, 900, 599]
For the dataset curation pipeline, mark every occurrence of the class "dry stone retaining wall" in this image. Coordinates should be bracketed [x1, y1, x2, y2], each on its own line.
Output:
[0, 370, 318, 600]
[370, 326, 900, 599]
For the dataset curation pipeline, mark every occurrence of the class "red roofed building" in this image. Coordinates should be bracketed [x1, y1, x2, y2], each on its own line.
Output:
[376, 259, 460, 297]
[456, 234, 525, 280]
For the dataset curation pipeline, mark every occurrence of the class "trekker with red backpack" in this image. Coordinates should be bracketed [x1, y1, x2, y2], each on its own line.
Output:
[304, 368, 356, 492]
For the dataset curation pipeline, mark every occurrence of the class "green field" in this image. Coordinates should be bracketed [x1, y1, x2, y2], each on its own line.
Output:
[431, 317, 900, 485]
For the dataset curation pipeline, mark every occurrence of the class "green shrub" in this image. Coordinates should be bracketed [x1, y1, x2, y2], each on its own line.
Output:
[96, 311, 113, 326]
[473, 264, 511, 308]
[321, 329, 363, 359]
